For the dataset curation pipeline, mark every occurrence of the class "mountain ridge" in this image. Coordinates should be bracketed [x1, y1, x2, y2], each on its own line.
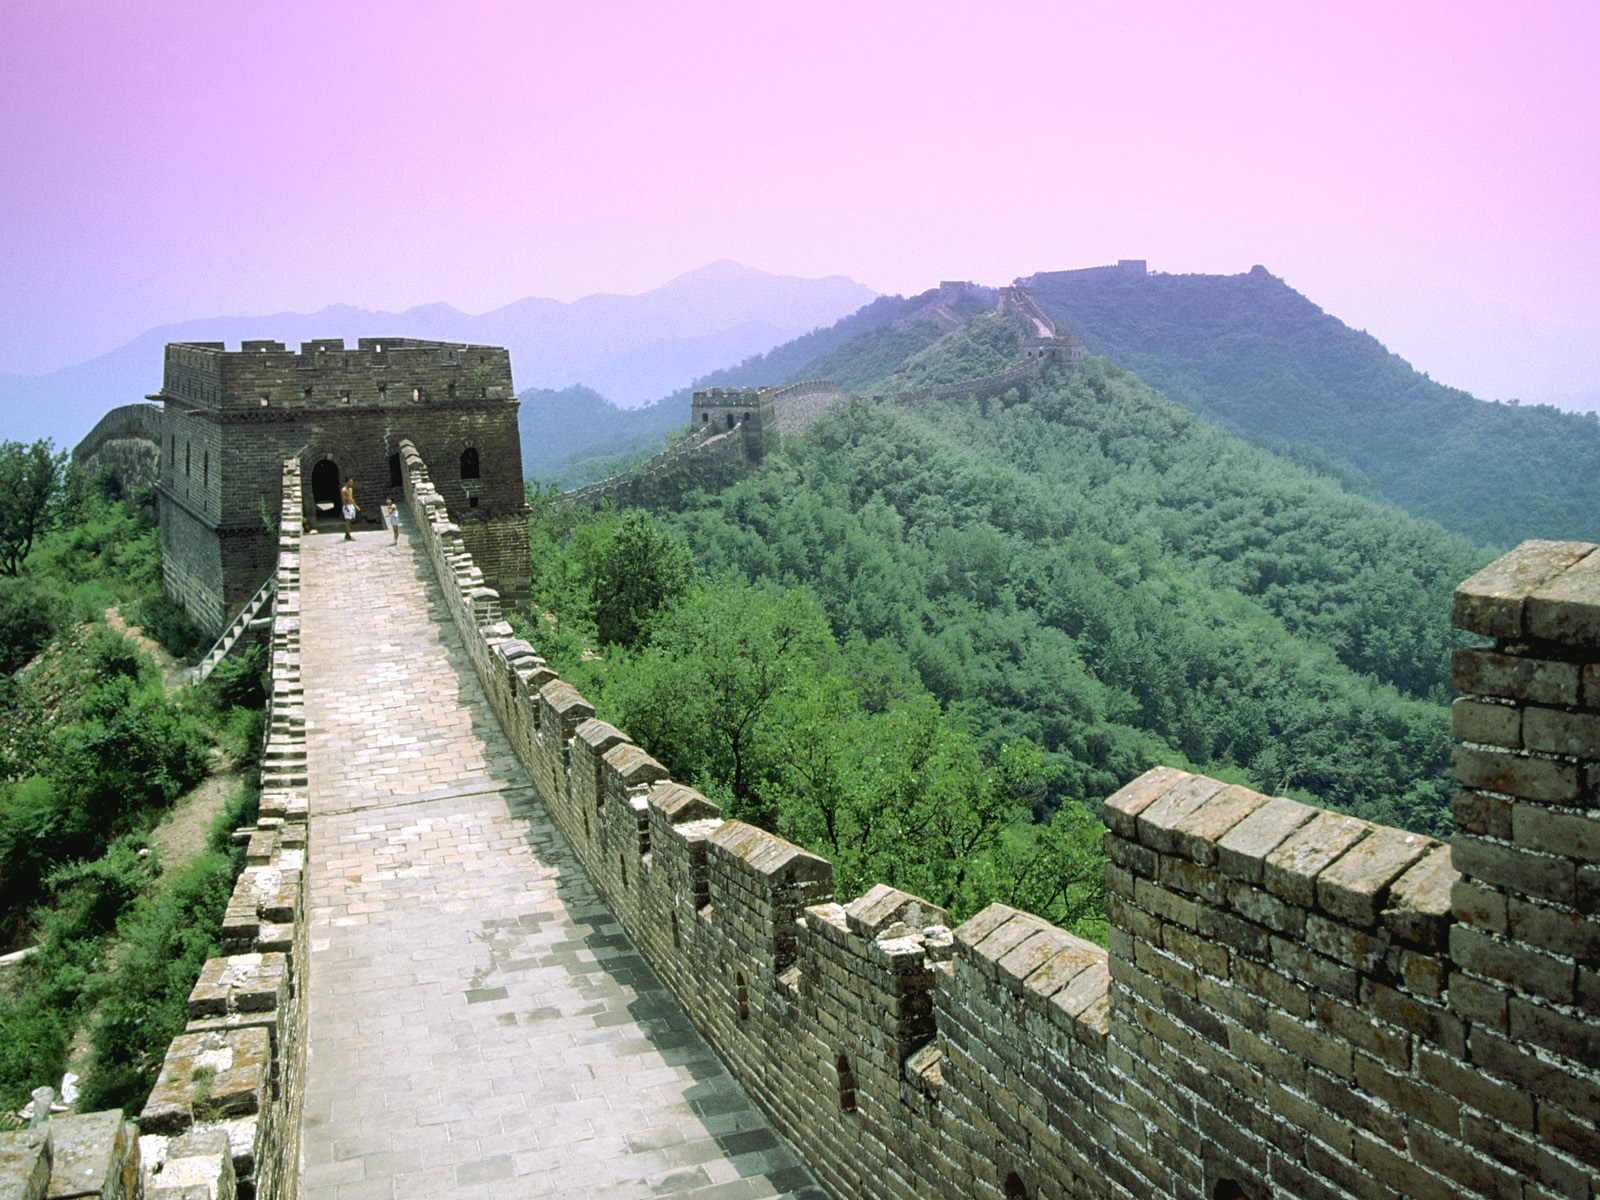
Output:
[2, 264, 877, 448]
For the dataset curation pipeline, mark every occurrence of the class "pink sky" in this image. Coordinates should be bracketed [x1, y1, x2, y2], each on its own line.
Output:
[2, 0, 1596, 402]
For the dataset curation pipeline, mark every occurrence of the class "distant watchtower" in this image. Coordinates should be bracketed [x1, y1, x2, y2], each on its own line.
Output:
[690, 387, 774, 435]
[154, 337, 529, 631]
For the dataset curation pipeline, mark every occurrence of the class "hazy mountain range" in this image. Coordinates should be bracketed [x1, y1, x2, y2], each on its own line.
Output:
[1, 262, 877, 448]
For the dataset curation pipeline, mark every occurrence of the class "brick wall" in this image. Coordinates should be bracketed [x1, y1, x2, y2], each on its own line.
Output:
[139, 459, 311, 1200]
[407, 460, 1600, 1200]
[150, 338, 528, 633]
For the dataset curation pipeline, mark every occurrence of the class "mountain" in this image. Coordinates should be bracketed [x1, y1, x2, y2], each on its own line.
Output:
[1, 263, 877, 449]
[538, 313, 1491, 842]
[1025, 265, 1600, 547]
[520, 291, 965, 484]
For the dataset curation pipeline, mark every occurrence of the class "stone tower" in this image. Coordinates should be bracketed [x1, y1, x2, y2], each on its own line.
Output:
[154, 337, 530, 631]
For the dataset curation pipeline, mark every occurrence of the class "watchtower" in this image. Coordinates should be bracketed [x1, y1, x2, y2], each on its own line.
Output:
[690, 387, 773, 435]
[154, 337, 530, 631]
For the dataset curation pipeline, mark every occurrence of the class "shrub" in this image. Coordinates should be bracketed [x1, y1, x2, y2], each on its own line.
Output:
[77, 842, 241, 1113]
[0, 576, 60, 674]
[206, 644, 266, 711]
[132, 593, 210, 662]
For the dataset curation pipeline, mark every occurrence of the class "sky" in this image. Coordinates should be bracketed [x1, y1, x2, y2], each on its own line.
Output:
[1, 0, 1596, 404]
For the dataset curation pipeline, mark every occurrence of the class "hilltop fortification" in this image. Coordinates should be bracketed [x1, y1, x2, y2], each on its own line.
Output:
[146, 337, 529, 630]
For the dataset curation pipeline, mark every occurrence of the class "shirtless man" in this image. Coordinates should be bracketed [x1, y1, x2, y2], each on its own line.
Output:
[341, 478, 359, 540]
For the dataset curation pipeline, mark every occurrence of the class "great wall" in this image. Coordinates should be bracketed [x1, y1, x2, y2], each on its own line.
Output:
[557, 286, 1084, 511]
[5, 309, 1598, 1198]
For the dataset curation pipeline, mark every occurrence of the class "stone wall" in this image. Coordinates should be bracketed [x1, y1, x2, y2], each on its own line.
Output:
[72, 402, 163, 498]
[138, 458, 312, 1200]
[153, 337, 528, 632]
[405, 450, 1600, 1200]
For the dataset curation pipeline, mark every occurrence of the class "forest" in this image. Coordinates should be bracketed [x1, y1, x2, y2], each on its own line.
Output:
[1028, 265, 1600, 547]
[516, 317, 1493, 941]
[0, 452, 264, 1118]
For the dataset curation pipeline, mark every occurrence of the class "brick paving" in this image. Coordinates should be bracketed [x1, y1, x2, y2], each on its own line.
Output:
[297, 521, 825, 1199]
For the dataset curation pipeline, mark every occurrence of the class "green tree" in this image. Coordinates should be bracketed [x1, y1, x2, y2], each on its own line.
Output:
[0, 440, 69, 575]
[589, 510, 695, 648]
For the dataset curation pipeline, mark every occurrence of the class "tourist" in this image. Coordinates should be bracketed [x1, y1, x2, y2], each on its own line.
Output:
[383, 498, 400, 544]
[341, 478, 359, 540]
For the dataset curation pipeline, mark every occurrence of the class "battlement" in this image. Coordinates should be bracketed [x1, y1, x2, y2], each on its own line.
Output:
[158, 337, 515, 412]
[421, 410, 1600, 1200]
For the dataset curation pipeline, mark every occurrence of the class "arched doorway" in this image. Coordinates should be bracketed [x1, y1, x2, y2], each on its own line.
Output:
[310, 460, 341, 523]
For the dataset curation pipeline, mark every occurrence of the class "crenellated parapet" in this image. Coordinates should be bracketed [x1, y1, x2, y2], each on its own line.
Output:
[413, 404, 1600, 1200]
[112, 458, 314, 1200]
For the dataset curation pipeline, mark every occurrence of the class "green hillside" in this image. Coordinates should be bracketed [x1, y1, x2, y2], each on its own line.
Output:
[1028, 266, 1600, 546]
[515, 320, 1491, 930]
[520, 293, 943, 484]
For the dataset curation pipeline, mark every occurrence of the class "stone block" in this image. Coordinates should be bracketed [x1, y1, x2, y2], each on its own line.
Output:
[647, 781, 720, 825]
[1509, 894, 1600, 961]
[1526, 547, 1600, 647]
[1513, 803, 1600, 862]
[143, 1124, 236, 1199]
[1215, 796, 1317, 884]
[1168, 784, 1270, 865]
[1452, 787, 1514, 838]
[1451, 878, 1507, 934]
[601, 741, 669, 789]
[0, 1127, 49, 1200]
[186, 953, 287, 1018]
[140, 1028, 271, 1135]
[1449, 925, 1575, 1005]
[1523, 705, 1600, 759]
[40, 1110, 139, 1200]
[1452, 745, 1580, 804]
[1101, 766, 1189, 837]
[1263, 811, 1370, 908]
[844, 884, 947, 938]
[1136, 774, 1228, 853]
[1453, 647, 1581, 707]
[1316, 826, 1434, 927]
[1380, 844, 1456, 947]
[1452, 540, 1597, 639]
[1452, 696, 1522, 748]
[1452, 833, 1576, 906]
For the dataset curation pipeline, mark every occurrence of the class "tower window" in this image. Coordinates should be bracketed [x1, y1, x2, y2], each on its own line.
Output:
[460, 448, 480, 480]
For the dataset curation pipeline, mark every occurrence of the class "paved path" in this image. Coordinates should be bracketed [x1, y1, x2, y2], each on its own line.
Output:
[297, 519, 825, 1200]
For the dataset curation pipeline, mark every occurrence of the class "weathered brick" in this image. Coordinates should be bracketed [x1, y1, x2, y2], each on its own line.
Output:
[1169, 784, 1270, 866]
[1137, 774, 1228, 853]
[1508, 895, 1600, 960]
[1452, 745, 1580, 804]
[1523, 705, 1600, 759]
[1447, 971, 1510, 1031]
[1452, 696, 1522, 748]
[1452, 540, 1597, 639]
[1452, 834, 1576, 906]
[1102, 766, 1189, 838]
[1452, 787, 1514, 837]
[1381, 845, 1457, 947]
[1509, 994, 1600, 1066]
[1450, 924, 1576, 1004]
[1469, 1026, 1600, 1125]
[1513, 803, 1600, 862]
[1416, 1043, 1534, 1130]
[1452, 646, 1581, 706]
[1215, 795, 1317, 884]
[1526, 548, 1600, 648]
[1316, 826, 1434, 927]
[1452, 878, 1508, 934]
[1263, 811, 1370, 908]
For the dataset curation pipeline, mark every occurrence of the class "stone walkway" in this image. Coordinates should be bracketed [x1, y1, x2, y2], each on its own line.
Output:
[297, 519, 825, 1199]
